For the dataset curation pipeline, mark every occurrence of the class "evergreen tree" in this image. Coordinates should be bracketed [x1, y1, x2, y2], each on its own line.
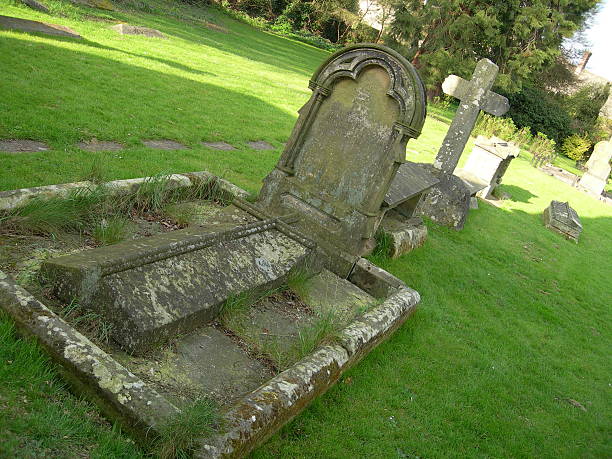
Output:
[386, 0, 602, 94]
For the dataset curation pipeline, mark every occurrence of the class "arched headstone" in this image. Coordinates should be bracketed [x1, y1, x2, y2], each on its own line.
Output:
[259, 44, 426, 260]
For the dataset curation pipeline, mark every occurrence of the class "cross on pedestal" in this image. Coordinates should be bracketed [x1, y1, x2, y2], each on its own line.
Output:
[433, 58, 509, 175]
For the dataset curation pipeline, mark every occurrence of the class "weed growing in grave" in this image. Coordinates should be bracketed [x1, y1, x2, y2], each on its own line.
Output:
[156, 398, 219, 459]
[59, 300, 114, 344]
[92, 216, 134, 245]
[371, 230, 392, 258]
[0, 173, 235, 244]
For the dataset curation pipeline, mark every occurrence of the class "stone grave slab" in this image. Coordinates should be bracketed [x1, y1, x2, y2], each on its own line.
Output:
[384, 161, 439, 209]
[258, 44, 426, 268]
[456, 135, 520, 199]
[71, 0, 114, 10]
[76, 140, 124, 152]
[542, 200, 582, 242]
[0, 139, 49, 153]
[0, 15, 81, 38]
[578, 137, 611, 196]
[111, 23, 165, 39]
[19, 0, 50, 13]
[143, 139, 186, 150]
[247, 140, 274, 151]
[42, 219, 316, 354]
[202, 141, 237, 151]
[117, 325, 273, 407]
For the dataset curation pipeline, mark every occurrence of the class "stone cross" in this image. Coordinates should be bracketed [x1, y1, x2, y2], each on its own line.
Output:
[433, 59, 509, 175]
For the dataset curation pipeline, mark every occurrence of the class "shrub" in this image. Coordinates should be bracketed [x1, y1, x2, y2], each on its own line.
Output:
[561, 134, 591, 161]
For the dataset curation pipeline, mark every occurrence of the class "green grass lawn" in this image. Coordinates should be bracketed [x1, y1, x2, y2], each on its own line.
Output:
[1, 1, 611, 458]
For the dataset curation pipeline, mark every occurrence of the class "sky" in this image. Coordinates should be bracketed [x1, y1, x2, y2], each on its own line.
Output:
[582, 0, 612, 80]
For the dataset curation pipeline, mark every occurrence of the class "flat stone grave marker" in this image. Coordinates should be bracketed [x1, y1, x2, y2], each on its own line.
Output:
[456, 135, 520, 199]
[247, 140, 274, 151]
[19, 0, 50, 13]
[76, 140, 124, 152]
[71, 0, 114, 10]
[258, 44, 426, 266]
[0, 15, 81, 38]
[0, 139, 49, 153]
[202, 141, 236, 151]
[143, 139, 187, 150]
[111, 23, 166, 39]
[578, 137, 611, 196]
[543, 200, 582, 242]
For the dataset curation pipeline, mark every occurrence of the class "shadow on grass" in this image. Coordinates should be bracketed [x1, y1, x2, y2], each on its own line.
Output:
[497, 184, 537, 203]
[108, 10, 329, 77]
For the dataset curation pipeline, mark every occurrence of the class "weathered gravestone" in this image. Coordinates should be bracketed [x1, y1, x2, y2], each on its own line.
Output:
[543, 200, 582, 242]
[258, 44, 427, 271]
[19, 0, 50, 13]
[416, 59, 510, 229]
[111, 23, 166, 39]
[578, 137, 611, 196]
[456, 135, 520, 199]
[33, 45, 429, 455]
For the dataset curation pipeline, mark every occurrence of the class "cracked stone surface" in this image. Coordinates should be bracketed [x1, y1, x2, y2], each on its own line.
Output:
[202, 141, 237, 151]
[0, 139, 49, 153]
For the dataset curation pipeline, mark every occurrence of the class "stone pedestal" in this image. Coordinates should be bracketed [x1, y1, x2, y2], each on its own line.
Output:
[379, 213, 427, 258]
[456, 135, 520, 199]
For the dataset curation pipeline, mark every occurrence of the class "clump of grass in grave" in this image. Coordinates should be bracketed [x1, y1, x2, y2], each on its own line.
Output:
[218, 291, 256, 332]
[181, 176, 234, 205]
[277, 311, 342, 369]
[162, 202, 198, 227]
[92, 216, 133, 245]
[156, 398, 219, 459]
[80, 156, 109, 185]
[127, 174, 176, 215]
[0, 186, 108, 236]
[371, 230, 392, 258]
[59, 300, 114, 345]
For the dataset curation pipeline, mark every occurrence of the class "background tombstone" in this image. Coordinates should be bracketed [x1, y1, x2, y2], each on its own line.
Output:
[258, 44, 426, 273]
[578, 137, 611, 196]
[416, 59, 509, 230]
[543, 200, 582, 242]
[456, 135, 520, 199]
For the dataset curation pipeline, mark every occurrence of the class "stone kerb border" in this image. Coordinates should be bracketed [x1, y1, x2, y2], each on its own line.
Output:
[0, 171, 249, 212]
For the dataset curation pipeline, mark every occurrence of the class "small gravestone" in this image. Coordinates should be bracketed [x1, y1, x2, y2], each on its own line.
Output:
[111, 23, 165, 39]
[0, 139, 49, 153]
[417, 59, 509, 230]
[543, 201, 582, 242]
[578, 137, 611, 196]
[76, 140, 123, 152]
[456, 135, 520, 199]
[0, 15, 81, 38]
[202, 141, 236, 151]
[19, 0, 50, 13]
[143, 139, 186, 150]
[258, 44, 426, 268]
[71, 0, 114, 10]
[247, 140, 274, 151]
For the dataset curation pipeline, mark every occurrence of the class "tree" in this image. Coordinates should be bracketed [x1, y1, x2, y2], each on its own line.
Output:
[385, 0, 602, 95]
